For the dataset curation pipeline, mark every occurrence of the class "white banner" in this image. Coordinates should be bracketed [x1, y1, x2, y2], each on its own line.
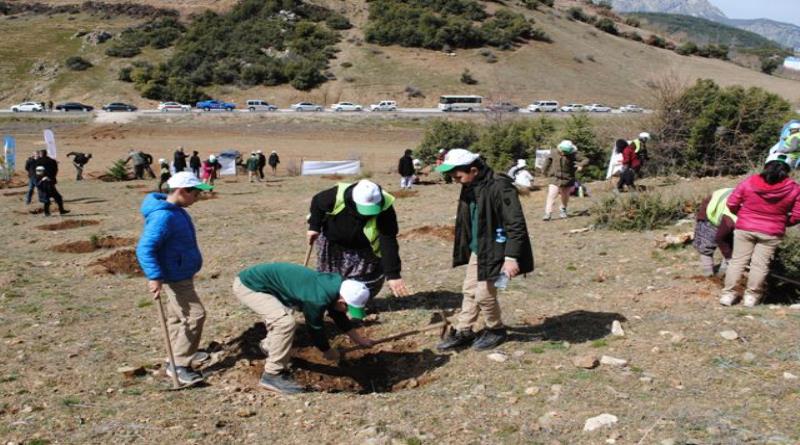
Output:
[301, 160, 361, 176]
[606, 145, 623, 179]
[2, 135, 15, 180]
[534, 149, 550, 170]
[43, 129, 57, 159]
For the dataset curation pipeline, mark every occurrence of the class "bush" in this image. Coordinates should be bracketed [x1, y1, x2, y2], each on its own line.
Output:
[405, 85, 424, 98]
[761, 57, 781, 75]
[325, 13, 352, 30]
[118, 66, 133, 82]
[766, 232, 800, 303]
[624, 17, 640, 28]
[522, 0, 554, 9]
[593, 193, 695, 232]
[416, 120, 479, 163]
[646, 34, 667, 48]
[65, 56, 92, 71]
[675, 41, 698, 56]
[561, 115, 605, 180]
[460, 69, 477, 85]
[594, 17, 618, 35]
[105, 44, 141, 58]
[106, 159, 130, 181]
[472, 119, 557, 169]
[567, 7, 592, 23]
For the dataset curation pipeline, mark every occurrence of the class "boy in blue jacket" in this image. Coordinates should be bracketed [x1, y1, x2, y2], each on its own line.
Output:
[136, 172, 213, 385]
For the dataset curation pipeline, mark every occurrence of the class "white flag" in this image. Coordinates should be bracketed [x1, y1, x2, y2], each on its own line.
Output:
[43, 129, 57, 159]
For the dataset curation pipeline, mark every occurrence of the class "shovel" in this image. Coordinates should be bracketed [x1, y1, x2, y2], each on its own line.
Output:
[154, 290, 182, 390]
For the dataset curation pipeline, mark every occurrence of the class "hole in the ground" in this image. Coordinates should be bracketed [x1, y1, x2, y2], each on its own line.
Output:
[398, 225, 454, 241]
[89, 249, 143, 276]
[3, 191, 26, 196]
[321, 174, 344, 180]
[52, 236, 135, 253]
[37, 219, 100, 231]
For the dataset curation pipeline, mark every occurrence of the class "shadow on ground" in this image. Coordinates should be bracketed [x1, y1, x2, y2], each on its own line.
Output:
[370, 291, 463, 312]
[509, 310, 627, 343]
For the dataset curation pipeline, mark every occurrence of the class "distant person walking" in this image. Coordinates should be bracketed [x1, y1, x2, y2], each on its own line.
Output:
[125, 149, 148, 180]
[719, 153, 800, 307]
[507, 159, 534, 190]
[257, 150, 266, 180]
[268, 150, 280, 175]
[47, 100, 53, 112]
[35, 149, 59, 184]
[24, 151, 39, 205]
[157, 159, 171, 193]
[246, 152, 260, 183]
[630, 132, 650, 176]
[542, 140, 587, 220]
[173, 146, 187, 173]
[398, 149, 415, 189]
[66, 151, 92, 181]
[189, 151, 201, 177]
[136, 172, 214, 386]
[34, 165, 69, 216]
[616, 139, 639, 192]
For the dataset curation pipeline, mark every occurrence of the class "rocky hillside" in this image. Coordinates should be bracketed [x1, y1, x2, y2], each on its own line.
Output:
[726, 18, 800, 50]
[608, 0, 725, 21]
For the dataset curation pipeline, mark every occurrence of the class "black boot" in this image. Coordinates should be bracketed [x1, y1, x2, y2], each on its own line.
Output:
[436, 328, 475, 351]
[472, 328, 507, 350]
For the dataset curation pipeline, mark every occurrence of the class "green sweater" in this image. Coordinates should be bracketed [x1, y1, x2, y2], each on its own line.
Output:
[238, 263, 351, 351]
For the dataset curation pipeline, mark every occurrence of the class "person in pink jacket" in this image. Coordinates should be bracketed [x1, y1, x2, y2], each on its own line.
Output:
[720, 153, 800, 307]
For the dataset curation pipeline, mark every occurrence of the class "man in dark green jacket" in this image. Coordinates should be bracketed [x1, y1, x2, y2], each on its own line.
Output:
[434, 149, 534, 351]
[233, 263, 375, 394]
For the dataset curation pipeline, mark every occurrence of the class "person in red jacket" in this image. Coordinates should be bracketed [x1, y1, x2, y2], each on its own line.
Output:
[719, 153, 800, 307]
[616, 139, 639, 192]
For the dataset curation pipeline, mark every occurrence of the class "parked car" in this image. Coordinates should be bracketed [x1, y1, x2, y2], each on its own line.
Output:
[102, 102, 137, 112]
[331, 102, 363, 112]
[196, 99, 236, 111]
[620, 104, 644, 113]
[370, 100, 397, 112]
[487, 102, 519, 113]
[55, 102, 94, 112]
[586, 104, 611, 113]
[158, 101, 191, 112]
[246, 99, 278, 112]
[560, 104, 585, 112]
[11, 102, 44, 112]
[527, 100, 559, 113]
[290, 102, 323, 112]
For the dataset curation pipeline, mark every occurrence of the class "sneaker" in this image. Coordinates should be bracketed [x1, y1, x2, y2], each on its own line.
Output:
[436, 328, 475, 351]
[542, 213, 551, 221]
[259, 372, 304, 394]
[165, 363, 205, 385]
[59, 209, 70, 215]
[472, 328, 507, 350]
[743, 293, 760, 307]
[719, 293, 739, 306]
[189, 351, 211, 368]
[559, 207, 568, 219]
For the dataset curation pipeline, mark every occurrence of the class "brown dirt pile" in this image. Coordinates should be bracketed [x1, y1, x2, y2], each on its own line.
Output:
[37, 219, 100, 231]
[89, 249, 143, 276]
[390, 190, 419, 199]
[52, 236, 135, 253]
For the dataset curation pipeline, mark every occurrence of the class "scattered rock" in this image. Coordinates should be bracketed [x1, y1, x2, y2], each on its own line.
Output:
[537, 411, 560, 430]
[610, 320, 624, 336]
[741, 352, 756, 363]
[720, 330, 739, 341]
[583, 413, 618, 432]
[85, 30, 112, 45]
[512, 350, 525, 358]
[524, 386, 540, 396]
[600, 355, 628, 367]
[487, 352, 508, 363]
[783, 372, 798, 380]
[661, 439, 676, 445]
[670, 333, 685, 344]
[116, 366, 145, 378]
[789, 304, 800, 310]
[572, 354, 600, 369]
[639, 376, 653, 383]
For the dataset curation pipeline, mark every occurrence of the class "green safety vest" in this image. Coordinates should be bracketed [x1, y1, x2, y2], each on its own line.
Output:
[706, 188, 737, 226]
[631, 139, 643, 153]
[329, 183, 395, 257]
[783, 132, 800, 152]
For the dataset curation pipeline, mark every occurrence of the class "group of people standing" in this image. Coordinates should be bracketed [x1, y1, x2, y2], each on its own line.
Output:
[246, 150, 280, 182]
[24, 150, 69, 216]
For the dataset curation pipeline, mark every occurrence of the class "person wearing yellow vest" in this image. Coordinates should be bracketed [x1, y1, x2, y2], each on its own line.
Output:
[629, 132, 650, 176]
[693, 188, 737, 277]
[307, 180, 410, 301]
[776, 122, 800, 167]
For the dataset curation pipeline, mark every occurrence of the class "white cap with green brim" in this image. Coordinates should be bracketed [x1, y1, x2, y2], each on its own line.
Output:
[352, 180, 383, 216]
[558, 140, 577, 153]
[790, 123, 800, 131]
[766, 152, 792, 167]
[168, 171, 214, 191]
[340, 279, 370, 319]
[434, 148, 480, 173]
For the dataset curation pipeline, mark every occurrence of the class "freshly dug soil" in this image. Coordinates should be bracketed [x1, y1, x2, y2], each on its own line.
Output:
[89, 249, 143, 276]
[124, 184, 147, 189]
[321, 174, 344, 180]
[390, 189, 419, 199]
[37, 219, 100, 231]
[3, 191, 27, 196]
[52, 236, 135, 253]
[399, 225, 455, 241]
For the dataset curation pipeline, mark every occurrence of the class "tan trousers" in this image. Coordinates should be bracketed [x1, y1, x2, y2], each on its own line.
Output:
[163, 279, 205, 367]
[233, 277, 296, 375]
[721, 230, 781, 301]
[455, 253, 503, 331]
[545, 184, 571, 214]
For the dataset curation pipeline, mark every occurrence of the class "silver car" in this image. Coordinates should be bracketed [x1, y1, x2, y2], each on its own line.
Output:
[290, 102, 323, 112]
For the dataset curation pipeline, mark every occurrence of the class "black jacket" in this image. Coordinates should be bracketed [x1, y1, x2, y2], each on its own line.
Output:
[25, 156, 37, 178]
[268, 153, 280, 167]
[35, 156, 58, 184]
[189, 155, 201, 169]
[398, 154, 415, 176]
[67, 152, 91, 166]
[308, 184, 402, 279]
[35, 176, 55, 203]
[257, 153, 266, 168]
[173, 151, 187, 169]
[453, 167, 534, 281]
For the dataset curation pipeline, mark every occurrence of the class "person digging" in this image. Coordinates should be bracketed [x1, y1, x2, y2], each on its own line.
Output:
[233, 262, 375, 394]
[434, 149, 534, 351]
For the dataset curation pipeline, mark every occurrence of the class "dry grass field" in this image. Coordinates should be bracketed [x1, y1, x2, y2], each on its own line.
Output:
[1, 115, 800, 444]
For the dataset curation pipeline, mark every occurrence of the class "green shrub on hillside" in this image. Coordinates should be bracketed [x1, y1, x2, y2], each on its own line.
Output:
[646, 34, 667, 48]
[561, 115, 605, 180]
[593, 193, 695, 232]
[472, 119, 557, 169]
[567, 7, 593, 23]
[522, 0, 554, 10]
[415, 120, 479, 163]
[105, 43, 141, 58]
[761, 57, 781, 75]
[766, 232, 800, 303]
[325, 13, 352, 30]
[594, 18, 618, 35]
[65, 56, 92, 71]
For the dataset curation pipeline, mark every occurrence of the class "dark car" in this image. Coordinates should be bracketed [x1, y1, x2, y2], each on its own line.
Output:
[55, 102, 94, 112]
[102, 102, 137, 112]
[488, 102, 519, 113]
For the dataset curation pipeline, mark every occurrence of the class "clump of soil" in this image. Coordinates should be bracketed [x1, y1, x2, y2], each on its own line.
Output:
[37, 219, 100, 231]
[89, 249, 143, 276]
[321, 174, 344, 180]
[0, 178, 27, 189]
[399, 225, 455, 241]
[13, 208, 45, 215]
[391, 189, 419, 199]
[125, 184, 147, 189]
[3, 191, 26, 196]
[52, 236, 135, 253]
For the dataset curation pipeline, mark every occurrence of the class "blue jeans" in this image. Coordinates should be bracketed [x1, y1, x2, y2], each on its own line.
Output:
[25, 177, 35, 204]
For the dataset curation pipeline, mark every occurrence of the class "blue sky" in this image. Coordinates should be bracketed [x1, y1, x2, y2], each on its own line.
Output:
[714, 0, 800, 26]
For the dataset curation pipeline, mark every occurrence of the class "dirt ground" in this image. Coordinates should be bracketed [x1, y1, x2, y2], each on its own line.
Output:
[1, 117, 800, 445]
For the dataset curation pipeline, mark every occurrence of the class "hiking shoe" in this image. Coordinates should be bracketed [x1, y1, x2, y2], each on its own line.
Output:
[719, 293, 739, 307]
[189, 351, 211, 368]
[436, 328, 475, 351]
[542, 213, 551, 221]
[472, 328, 507, 351]
[559, 207, 568, 219]
[259, 372, 304, 395]
[743, 293, 760, 308]
[59, 209, 70, 215]
[165, 363, 205, 385]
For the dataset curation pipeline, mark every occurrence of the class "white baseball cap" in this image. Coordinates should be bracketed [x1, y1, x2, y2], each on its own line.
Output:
[639, 132, 651, 140]
[339, 279, 370, 319]
[271, 150, 277, 154]
[209, 154, 216, 162]
[517, 159, 527, 167]
[167, 171, 213, 191]
[558, 140, 576, 153]
[434, 148, 480, 172]
[765, 152, 792, 168]
[352, 180, 384, 216]
[789, 123, 800, 131]
[256, 150, 262, 154]
[158, 158, 166, 163]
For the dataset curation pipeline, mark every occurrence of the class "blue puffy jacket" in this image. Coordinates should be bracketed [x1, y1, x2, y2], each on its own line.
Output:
[136, 193, 203, 282]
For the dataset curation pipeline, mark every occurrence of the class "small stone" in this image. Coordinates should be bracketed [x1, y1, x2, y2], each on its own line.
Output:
[487, 352, 508, 363]
[471, 384, 486, 394]
[639, 376, 653, 383]
[661, 439, 676, 445]
[524, 386, 540, 396]
[537, 411, 559, 430]
[783, 372, 798, 380]
[611, 320, 624, 336]
[600, 355, 628, 367]
[651, 346, 661, 354]
[512, 350, 525, 358]
[116, 366, 145, 378]
[742, 352, 756, 363]
[583, 413, 618, 432]
[789, 304, 800, 310]
[21, 405, 33, 413]
[236, 409, 256, 418]
[572, 355, 600, 369]
[720, 330, 739, 341]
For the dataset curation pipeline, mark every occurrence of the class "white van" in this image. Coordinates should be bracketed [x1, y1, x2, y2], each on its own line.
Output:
[527, 100, 559, 112]
[246, 100, 278, 112]
[370, 100, 397, 112]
